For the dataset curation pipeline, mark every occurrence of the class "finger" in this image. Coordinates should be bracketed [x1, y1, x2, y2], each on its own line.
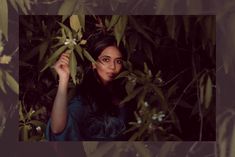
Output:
[60, 55, 70, 62]
[60, 58, 69, 65]
[62, 51, 71, 57]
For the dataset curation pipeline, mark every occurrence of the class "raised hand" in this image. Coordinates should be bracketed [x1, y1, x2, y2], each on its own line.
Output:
[53, 51, 71, 82]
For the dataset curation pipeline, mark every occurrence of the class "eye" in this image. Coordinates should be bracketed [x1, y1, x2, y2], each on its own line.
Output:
[101, 57, 110, 63]
[116, 59, 123, 64]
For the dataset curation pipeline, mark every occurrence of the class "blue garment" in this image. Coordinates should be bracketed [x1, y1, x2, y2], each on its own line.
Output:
[46, 96, 128, 141]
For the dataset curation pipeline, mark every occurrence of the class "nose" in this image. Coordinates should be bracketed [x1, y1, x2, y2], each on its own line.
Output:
[109, 61, 116, 70]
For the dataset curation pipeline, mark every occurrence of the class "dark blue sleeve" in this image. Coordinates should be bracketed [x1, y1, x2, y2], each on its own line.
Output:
[45, 97, 86, 141]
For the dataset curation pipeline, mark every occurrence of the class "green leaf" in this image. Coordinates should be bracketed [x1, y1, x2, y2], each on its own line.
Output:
[120, 86, 143, 104]
[28, 120, 46, 128]
[83, 49, 96, 63]
[16, 0, 28, 15]
[114, 16, 128, 45]
[0, 70, 6, 93]
[9, 0, 18, 12]
[19, 102, 25, 122]
[0, 0, 8, 40]
[108, 15, 120, 30]
[58, 0, 78, 15]
[78, 14, 85, 31]
[165, 16, 176, 40]
[58, 22, 72, 39]
[90, 143, 115, 157]
[125, 81, 136, 95]
[69, 51, 77, 84]
[83, 142, 99, 157]
[229, 125, 235, 157]
[129, 17, 155, 45]
[110, 0, 119, 11]
[70, 15, 81, 32]
[115, 70, 129, 79]
[133, 142, 151, 157]
[39, 41, 49, 62]
[74, 44, 84, 60]
[204, 75, 212, 109]
[5, 71, 19, 94]
[41, 45, 67, 72]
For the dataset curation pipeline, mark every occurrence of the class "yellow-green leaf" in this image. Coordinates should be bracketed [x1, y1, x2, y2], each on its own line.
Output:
[78, 14, 85, 31]
[229, 125, 235, 157]
[74, 44, 84, 60]
[70, 15, 81, 32]
[0, 69, 6, 93]
[0, 55, 11, 64]
[5, 71, 19, 94]
[133, 142, 151, 157]
[204, 75, 212, 109]
[39, 41, 49, 61]
[90, 143, 115, 157]
[108, 15, 120, 30]
[9, 0, 18, 12]
[83, 142, 98, 157]
[58, 0, 78, 15]
[69, 51, 77, 84]
[83, 49, 96, 63]
[41, 45, 67, 72]
[0, 0, 8, 40]
[58, 22, 72, 39]
[114, 16, 128, 45]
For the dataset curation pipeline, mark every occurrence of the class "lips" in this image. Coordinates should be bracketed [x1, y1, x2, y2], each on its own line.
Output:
[107, 73, 116, 79]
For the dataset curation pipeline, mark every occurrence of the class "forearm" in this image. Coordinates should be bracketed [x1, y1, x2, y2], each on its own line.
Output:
[51, 79, 69, 134]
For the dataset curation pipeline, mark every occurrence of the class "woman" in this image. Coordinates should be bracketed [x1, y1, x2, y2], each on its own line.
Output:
[46, 35, 133, 141]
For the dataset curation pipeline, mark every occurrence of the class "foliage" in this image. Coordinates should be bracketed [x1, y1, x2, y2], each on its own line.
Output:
[19, 15, 216, 142]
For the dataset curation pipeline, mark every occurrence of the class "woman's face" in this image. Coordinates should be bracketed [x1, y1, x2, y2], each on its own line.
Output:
[93, 46, 123, 85]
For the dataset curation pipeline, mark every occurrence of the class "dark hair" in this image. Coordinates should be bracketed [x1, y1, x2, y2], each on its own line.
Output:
[78, 34, 128, 139]
[87, 34, 127, 61]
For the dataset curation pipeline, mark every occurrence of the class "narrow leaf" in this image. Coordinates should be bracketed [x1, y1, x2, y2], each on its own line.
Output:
[58, 0, 78, 15]
[108, 15, 120, 30]
[39, 41, 49, 61]
[120, 86, 143, 104]
[204, 75, 212, 109]
[41, 45, 67, 72]
[69, 51, 77, 84]
[58, 22, 72, 39]
[70, 15, 81, 32]
[0, 0, 8, 40]
[114, 16, 128, 45]
[78, 14, 85, 31]
[0, 69, 6, 93]
[74, 44, 84, 60]
[5, 71, 19, 94]
[83, 49, 96, 63]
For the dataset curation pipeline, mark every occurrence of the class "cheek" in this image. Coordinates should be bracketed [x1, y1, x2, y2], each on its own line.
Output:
[116, 64, 123, 73]
[96, 64, 108, 75]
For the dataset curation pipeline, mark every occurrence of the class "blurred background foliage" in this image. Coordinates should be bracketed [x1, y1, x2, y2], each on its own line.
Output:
[0, 0, 235, 157]
[19, 15, 216, 142]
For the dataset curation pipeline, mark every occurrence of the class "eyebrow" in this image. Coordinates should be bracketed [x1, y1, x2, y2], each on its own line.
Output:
[99, 55, 123, 59]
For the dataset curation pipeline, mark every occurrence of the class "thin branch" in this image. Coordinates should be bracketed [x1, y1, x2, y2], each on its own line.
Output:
[162, 68, 190, 86]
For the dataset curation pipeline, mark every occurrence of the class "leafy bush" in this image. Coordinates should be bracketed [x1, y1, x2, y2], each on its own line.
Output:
[19, 15, 215, 141]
